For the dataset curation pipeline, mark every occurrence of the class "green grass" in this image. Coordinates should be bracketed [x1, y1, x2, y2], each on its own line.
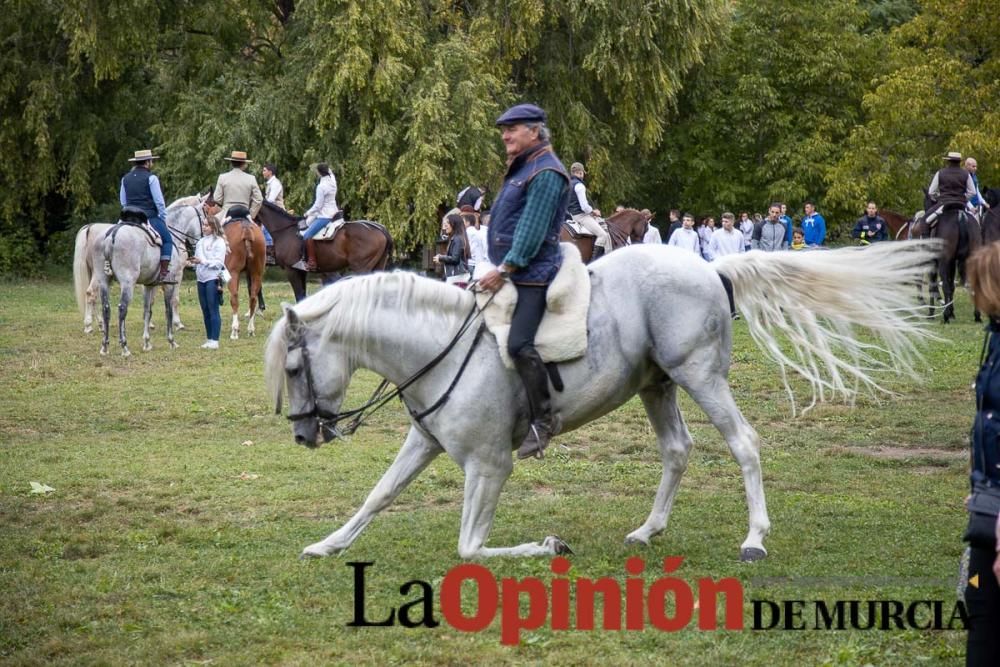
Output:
[0, 274, 980, 665]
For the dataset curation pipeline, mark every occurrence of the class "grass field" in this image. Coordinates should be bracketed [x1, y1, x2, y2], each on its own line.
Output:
[0, 270, 983, 665]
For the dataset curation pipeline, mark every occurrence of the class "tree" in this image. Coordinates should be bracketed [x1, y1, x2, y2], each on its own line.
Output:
[826, 0, 999, 220]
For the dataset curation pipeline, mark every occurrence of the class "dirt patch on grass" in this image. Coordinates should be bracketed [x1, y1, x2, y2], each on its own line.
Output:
[832, 445, 964, 461]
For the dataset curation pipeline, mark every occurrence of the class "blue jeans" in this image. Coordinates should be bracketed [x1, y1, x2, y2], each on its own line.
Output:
[260, 222, 273, 245]
[148, 215, 173, 261]
[197, 279, 222, 341]
[302, 217, 332, 240]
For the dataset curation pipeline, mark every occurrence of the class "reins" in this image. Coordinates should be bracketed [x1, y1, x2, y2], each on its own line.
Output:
[286, 283, 496, 437]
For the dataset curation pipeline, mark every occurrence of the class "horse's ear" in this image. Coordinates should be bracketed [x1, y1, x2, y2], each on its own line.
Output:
[285, 306, 304, 344]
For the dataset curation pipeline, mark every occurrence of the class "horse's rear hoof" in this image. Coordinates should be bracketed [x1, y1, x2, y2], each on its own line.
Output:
[740, 547, 767, 562]
[121, 349, 132, 358]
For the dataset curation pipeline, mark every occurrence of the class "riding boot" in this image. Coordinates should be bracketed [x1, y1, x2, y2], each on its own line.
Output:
[305, 240, 318, 272]
[157, 259, 176, 284]
[592, 245, 606, 261]
[513, 347, 557, 460]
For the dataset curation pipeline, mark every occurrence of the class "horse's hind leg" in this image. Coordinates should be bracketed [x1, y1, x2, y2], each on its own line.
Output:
[625, 382, 694, 547]
[118, 283, 134, 357]
[142, 286, 155, 351]
[170, 285, 184, 330]
[229, 274, 241, 340]
[301, 427, 441, 558]
[163, 285, 178, 349]
[674, 371, 770, 561]
[99, 283, 111, 355]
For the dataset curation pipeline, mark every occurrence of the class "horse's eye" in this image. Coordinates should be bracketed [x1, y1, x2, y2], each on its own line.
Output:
[286, 365, 301, 378]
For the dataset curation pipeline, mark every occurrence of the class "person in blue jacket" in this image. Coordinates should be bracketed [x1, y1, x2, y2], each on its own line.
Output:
[851, 201, 888, 244]
[800, 201, 826, 246]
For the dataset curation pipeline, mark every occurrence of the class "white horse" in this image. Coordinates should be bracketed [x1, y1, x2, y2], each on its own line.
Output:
[88, 200, 205, 356]
[264, 242, 939, 560]
[73, 195, 207, 334]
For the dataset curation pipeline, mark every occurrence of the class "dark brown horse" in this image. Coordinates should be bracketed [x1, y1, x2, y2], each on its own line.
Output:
[879, 209, 913, 240]
[559, 208, 651, 263]
[982, 188, 1000, 245]
[918, 192, 982, 323]
[256, 201, 393, 302]
[222, 211, 266, 339]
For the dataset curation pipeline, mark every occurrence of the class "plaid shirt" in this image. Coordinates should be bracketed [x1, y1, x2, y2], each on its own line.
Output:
[503, 169, 565, 268]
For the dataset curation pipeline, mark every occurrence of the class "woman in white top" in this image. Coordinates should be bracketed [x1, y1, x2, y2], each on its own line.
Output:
[188, 214, 229, 349]
[301, 162, 341, 269]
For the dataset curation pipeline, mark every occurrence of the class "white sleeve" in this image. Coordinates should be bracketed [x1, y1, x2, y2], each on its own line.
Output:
[574, 182, 592, 214]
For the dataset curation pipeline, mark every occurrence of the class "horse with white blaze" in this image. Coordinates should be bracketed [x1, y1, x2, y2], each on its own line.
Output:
[264, 241, 940, 560]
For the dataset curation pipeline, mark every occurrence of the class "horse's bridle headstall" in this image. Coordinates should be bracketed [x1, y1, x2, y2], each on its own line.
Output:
[282, 287, 494, 438]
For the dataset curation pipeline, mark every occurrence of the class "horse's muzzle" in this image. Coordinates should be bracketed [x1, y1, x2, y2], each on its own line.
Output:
[292, 419, 340, 448]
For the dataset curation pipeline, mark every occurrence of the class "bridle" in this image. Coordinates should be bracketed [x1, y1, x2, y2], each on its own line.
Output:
[167, 204, 206, 248]
[284, 287, 494, 439]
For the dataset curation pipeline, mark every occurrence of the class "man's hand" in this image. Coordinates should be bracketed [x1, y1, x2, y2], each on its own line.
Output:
[479, 267, 509, 292]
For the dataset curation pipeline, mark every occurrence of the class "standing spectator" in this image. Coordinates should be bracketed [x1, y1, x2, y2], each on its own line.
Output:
[780, 203, 794, 245]
[667, 213, 702, 255]
[666, 209, 683, 239]
[851, 201, 888, 244]
[642, 209, 662, 244]
[262, 163, 284, 209]
[708, 212, 745, 260]
[739, 211, 754, 251]
[962, 244, 1000, 665]
[188, 213, 227, 349]
[463, 211, 488, 279]
[800, 201, 827, 246]
[752, 204, 788, 251]
[567, 162, 610, 259]
[697, 216, 716, 260]
[433, 214, 469, 284]
[120, 149, 173, 283]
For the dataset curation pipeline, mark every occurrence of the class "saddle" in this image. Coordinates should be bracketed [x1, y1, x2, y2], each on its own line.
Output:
[562, 220, 596, 239]
[224, 204, 252, 225]
[312, 211, 348, 241]
[475, 242, 591, 369]
[105, 207, 162, 247]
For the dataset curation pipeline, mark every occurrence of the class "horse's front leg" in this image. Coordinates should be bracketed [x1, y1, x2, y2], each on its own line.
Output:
[456, 452, 571, 558]
[625, 383, 693, 548]
[301, 427, 441, 558]
[246, 277, 259, 337]
[169, 284, 184, 330]
[142, 286, 155, 351]
[229, 273, 241, 340]
[940, 260, 956, 323]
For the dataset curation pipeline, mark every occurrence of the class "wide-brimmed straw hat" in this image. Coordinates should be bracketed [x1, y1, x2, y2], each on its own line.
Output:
[127, 149, 159, 162]
[222, 150, 253, 163]
[943, 151, 963, 162]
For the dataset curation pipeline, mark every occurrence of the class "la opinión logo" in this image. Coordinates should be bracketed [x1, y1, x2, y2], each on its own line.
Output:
[346, 557, 968, 645]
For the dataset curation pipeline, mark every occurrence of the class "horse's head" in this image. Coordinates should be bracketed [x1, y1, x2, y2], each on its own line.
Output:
[608, 209, 647, 244]
[265, 305, 354, 448]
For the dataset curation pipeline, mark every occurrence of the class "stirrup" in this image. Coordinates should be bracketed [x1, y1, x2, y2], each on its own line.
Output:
[517, 423, 550, 460]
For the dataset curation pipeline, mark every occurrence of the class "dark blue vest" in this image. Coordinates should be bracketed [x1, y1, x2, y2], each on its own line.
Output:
[122, 168, 158, 218]
[488, 143, 569, 285]
[567, 176, 585, 215]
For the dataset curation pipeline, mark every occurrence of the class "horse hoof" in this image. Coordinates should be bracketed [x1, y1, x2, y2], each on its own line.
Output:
[740, 547, 767, 562]
[175, 323, 186, 330]
[121, 349, 132, 358]
[544, 535, 574, 555]
[169, 341, 179, 350]
[84, 326, 93, 334]
[100, 347, 108, 356]
[623, 534, 650, 547]
[142, 344, 152, 352]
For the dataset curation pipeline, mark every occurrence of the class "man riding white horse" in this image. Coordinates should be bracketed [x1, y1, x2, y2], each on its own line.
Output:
[120, 149, 173, 283]
[479, 103, 570, 460]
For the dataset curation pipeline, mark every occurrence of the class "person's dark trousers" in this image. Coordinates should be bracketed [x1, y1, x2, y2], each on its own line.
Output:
[198, 279, 222, 341]
[508, 284, 554, 459]
[718, 273, 737, 318]
[966, 544, 1000, 666]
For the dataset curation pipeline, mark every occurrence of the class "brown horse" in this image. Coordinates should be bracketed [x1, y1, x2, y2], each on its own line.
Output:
[256, 201, 393, 302]
[222, 211, 266, 339]
[879, 209, 913, 240]
[559, 208, 651, 263]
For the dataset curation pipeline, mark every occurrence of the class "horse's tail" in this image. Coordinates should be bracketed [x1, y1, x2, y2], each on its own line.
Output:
[377, 224, 394, 270]
[714, 241, 943, 414]
[243, 223, 254, 260]
[73, 225, 93, 316]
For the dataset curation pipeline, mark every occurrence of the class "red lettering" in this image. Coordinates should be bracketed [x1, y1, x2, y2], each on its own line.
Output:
[577, 578, 622, 630]
[648, 557, 694, 631]
[500, 577, 548, 645]
[550, 557, 571, 630]
[439, 564, 498, 632]
[625, 556, 645, 630]
[697, 577, 744, 630]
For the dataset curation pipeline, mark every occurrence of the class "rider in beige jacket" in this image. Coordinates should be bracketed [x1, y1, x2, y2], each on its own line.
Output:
[213, 150, 263, 221]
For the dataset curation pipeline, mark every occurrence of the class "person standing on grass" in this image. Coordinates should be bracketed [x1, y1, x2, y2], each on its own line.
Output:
[667, 213, 702, 256]
[963, 242, 1000, 665]
[188, 213, 228, 349]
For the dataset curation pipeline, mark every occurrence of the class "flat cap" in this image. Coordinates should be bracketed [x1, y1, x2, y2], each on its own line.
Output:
[495, 103, 547, 126]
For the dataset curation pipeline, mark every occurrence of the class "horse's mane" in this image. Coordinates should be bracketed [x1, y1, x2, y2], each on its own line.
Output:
[264, 272, 475, 409]
[167, 194, 204, 209]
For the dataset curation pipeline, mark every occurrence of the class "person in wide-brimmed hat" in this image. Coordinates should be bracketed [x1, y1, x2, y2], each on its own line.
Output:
[213, 150, 263, 222]
[120, 149, 174, 282]
[928, 150, 978, 217]
[476, 103, 571, 461]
